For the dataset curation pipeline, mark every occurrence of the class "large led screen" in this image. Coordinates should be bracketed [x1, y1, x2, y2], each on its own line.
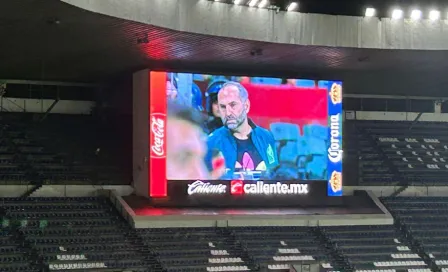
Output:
[149, 72, 343, 197]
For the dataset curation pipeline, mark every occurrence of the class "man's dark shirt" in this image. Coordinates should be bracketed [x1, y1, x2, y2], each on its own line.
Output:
[234, 136, 264, 171]
[205, 119, 278, 179]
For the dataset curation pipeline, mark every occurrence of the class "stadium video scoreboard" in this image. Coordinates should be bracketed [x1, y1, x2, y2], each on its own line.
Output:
[143, 71, 343, 204]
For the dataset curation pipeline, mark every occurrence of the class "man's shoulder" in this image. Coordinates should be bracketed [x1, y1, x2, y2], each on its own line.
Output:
[254, 126, 273, 139]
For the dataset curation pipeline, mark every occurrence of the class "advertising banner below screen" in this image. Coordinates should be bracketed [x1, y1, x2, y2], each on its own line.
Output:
[155, 180, 332, 208]
[187, 180, 309, 196]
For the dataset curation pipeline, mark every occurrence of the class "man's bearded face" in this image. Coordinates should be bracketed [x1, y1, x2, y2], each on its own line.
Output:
[217, 85, 249, 131]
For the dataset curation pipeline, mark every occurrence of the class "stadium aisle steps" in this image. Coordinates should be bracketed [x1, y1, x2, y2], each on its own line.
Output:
[312, 226, 354, 271]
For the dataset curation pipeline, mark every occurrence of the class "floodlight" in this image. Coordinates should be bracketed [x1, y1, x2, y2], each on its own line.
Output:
[365, 8, 375, 17]
[392, 9, 403, 19]
[287, 2, 298, 12]
[429, 10, 440, 20]
[410, 9, 422, 20]
[248, 0, 259, 7]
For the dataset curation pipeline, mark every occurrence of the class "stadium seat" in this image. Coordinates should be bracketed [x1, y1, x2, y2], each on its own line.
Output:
[137, 227, 255, 272]
[345, 120, 448, 185]
[228, 227, 332, 271]
[322, 224, 430, 271]
[270, 123, 306, 179]
[0, 197, 161, 272]
[0, 229, 38, 271]
[382, 197, 448, 271]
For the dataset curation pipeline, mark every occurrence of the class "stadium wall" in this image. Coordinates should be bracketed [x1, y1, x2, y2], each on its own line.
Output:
[0, 185, 133, 197]
[346, 111, 448, 121]
[0, 97, 94, 114]
[132, 69, 150, 197]
[345, 186, 448, 197]
[64, 0, 448, 50]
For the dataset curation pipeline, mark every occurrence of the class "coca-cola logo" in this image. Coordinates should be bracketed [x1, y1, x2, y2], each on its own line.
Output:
[150, 113, 166, 158]
[187, 181, 227, 195]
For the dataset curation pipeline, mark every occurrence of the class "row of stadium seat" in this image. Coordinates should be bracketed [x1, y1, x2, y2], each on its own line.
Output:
[0, 197, 161, 272]
[346, 120, 448, 185]
[3, 196, 448, 271]
[0, 115, 129, 185]
[0, 122, 90, 185]
[382, 196, 448, 271]
[6, 114, 448, 186]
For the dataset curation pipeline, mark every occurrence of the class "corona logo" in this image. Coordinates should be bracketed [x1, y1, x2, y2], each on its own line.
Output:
[329, 83, 342, 104]
[329, 171, 342, 192]
[328, 114, 343, 163]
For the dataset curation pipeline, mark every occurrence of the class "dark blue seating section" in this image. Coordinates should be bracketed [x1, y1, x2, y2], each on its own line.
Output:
[0, 197, 159, 272]
[138, 227, 257, 272]
[137, 226, 335, 272]
[0, 122, 90, 185]
[0, 114, 129, 185]
[323, 224, 429, 271]
[0, 229, 38, 272]
[229, 227, 332, 271]
[346, 120, 448, 185]
[10, 196, 448, 271]
[5, 114, 448, 186]
[382, 197, 448, 271]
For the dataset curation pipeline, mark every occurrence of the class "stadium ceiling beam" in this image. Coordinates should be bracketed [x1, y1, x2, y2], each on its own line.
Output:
[39, 98, 60, 122]
[408, 112, 424, 131]
[344, 94, 448, 101]
[0, 79, 98, 88]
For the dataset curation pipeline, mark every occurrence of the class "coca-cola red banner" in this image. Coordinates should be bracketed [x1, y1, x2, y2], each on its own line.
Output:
[149, 71, 167, 197]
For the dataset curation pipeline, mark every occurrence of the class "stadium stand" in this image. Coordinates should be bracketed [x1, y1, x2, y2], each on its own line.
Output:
[22, 114, 132, 185]
[137, 227, 258, 272]
[344, 120, 399, 186]
[6, 114, 448, 272]
[0, 119, 90, 188]
[382, 197, 448, 272]
[0, 197, 162, 272]
[6, 0, 448, 271]
[361, 121, 448, 186]
[4, 194, 443, 272]
[229, 227, 334, 271]
[0, 114, 130, 188]
[346, 120, 448, 186]
[9, 114, 448, 188]
[321, 224, 431, 271]
[0, 123, 29, 186]
[0, 228, 38, 272]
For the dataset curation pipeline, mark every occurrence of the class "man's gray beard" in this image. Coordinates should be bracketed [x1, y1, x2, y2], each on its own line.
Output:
[226, 118, 245, 131]
[227, 123, 238, 130]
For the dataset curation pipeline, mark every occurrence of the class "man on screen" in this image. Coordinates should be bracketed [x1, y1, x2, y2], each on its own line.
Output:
[166, 103, 225, 180]
[205, 82, 279, 179]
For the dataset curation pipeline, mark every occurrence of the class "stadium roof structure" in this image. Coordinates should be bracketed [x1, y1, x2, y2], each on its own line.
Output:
[2, 0, 448, 97]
